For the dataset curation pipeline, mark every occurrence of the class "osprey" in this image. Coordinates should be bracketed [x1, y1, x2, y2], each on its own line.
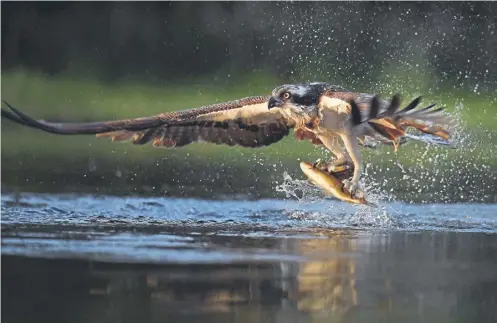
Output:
[1, 82, 453, 197]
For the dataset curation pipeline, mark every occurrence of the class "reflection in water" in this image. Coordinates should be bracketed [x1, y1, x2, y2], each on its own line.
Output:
[292, 231, 358, 317]
[2, 227, 497, 323]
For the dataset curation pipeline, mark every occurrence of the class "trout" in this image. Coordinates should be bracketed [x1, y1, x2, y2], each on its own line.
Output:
[300, 161, 378, 207]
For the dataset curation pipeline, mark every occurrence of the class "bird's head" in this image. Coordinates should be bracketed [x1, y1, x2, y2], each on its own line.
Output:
[267, 82, 338, 114]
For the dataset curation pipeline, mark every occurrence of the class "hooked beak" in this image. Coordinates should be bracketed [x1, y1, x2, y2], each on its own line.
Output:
[268, 96, 284, 109]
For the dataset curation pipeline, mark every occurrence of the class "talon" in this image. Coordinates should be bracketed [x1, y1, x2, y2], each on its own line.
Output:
[312, 158, 323, 168]
[327, 159, 352, 173]
[342, 178, 362, 199]
[329, 164, 348, 173]
[349, 182, 364, 199]
[342, 179, 351, 192]
[349, 186, 355, 198]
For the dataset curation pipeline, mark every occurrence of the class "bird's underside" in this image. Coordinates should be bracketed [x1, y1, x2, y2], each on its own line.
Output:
[1, 82, 455, 201]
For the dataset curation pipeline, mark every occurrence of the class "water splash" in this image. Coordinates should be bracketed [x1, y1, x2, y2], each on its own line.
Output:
[274, 171, 324, 203]
[272, 94, 496, 204]
[273, 168, 400, 229]
[267, 1, 497, 204]
[2, 192, 496, 235]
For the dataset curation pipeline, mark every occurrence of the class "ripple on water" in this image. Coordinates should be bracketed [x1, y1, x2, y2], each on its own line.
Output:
[1, 192, 496, 265]
[1, 192, 496, 233]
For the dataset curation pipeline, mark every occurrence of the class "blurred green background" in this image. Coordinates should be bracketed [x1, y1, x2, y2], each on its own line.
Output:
[2, 2, 497, 203]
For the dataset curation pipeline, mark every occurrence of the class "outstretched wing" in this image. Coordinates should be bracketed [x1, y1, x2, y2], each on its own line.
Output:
[1, 96, 297, 148]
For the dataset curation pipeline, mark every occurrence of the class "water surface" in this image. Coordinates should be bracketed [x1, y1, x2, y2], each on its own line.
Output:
[2, 193, 497, 323]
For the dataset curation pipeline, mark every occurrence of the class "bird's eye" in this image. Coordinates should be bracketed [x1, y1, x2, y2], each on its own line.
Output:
[282, 92, 291, 99]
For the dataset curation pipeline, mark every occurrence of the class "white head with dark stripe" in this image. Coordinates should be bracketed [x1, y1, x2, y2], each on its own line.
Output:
[268, 82, 346, 114]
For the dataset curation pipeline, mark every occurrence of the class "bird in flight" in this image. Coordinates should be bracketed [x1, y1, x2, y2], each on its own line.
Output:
[1, 82, 454, 198]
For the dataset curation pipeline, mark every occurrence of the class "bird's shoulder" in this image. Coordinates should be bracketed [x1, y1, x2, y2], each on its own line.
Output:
[317, 90, 355, 115]
[320, 89, 390, 114]
[160, 95, 273, 123]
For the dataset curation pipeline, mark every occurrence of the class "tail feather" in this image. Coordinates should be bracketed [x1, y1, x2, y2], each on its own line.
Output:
[368, 122, 405, 141]
[381, 97, 451, 126]
[404, 133, 457, 148]
[351, 94, 454, 149]
[393, 105, 452, 126]
[398, 121, 450, 141]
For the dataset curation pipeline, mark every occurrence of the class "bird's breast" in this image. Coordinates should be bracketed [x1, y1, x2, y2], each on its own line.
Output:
[317, 108, 348, 135]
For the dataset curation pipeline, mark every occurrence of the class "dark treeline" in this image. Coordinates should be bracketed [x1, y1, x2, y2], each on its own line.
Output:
[2, 1, 496, 90]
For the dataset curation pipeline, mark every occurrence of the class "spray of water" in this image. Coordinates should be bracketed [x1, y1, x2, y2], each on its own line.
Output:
[268, 1, 497, 213]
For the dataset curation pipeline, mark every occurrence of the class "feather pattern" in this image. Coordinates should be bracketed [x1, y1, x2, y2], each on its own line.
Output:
[2, 83, 454, 152]
[2, 96, 296, 148]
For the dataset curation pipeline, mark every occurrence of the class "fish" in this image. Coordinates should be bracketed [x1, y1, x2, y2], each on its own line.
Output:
[299, 161, 378, 207]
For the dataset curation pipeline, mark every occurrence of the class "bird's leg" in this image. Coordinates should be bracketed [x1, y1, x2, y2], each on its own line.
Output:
[303, 119, 349, 173]
[317, 136, 349, 173]
[339, 132, 364, 197]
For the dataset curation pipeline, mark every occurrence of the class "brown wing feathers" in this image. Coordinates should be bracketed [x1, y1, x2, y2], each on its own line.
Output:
[118, 117, 292, 148]
[2, 90, 452, 150]
[2, 96, 294, 148]
[2, 99, 166, 134]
